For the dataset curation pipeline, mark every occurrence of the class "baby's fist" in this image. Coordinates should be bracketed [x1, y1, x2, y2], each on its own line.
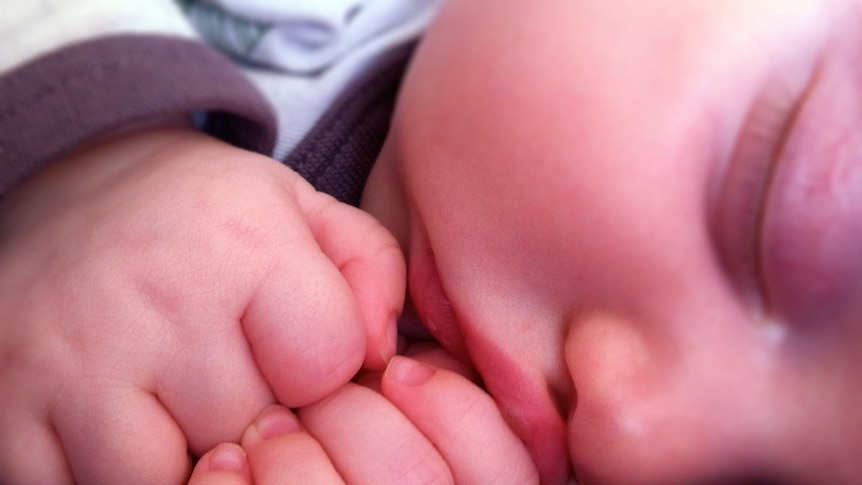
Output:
[0, 127, 404, 483]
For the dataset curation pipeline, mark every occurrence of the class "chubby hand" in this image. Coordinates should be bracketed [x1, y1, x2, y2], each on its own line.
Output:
[188, 346, 539, 484]
[0, 127, 405, 483]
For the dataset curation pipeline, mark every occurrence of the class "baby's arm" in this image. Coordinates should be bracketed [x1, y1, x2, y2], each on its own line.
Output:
[188, 346, 539, 484]
[0, 126, 404, 483]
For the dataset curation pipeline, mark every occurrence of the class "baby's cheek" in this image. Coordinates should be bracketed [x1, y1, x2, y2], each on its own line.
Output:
[761, 46, 862, 324]
[761, 128, 862, 324]
[761, 159, 862, 324]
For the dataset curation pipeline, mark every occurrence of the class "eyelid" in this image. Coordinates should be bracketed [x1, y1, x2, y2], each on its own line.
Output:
[759, 61, 862, 324]
[713, 83, 802, 316]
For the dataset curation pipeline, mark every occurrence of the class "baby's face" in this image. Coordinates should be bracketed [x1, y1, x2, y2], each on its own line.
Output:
[363, 0, 862, 483]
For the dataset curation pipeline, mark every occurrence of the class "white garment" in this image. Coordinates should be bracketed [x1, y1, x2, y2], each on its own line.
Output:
[183, 0, 440, 159]
[0, 1, 196, 73]
[0, 0, 438, 161]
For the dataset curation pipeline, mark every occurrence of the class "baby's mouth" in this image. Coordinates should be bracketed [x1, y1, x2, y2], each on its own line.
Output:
[406, 239, 471, 364]
[459, 323, 574, 485]
[407, 240, 573, 484]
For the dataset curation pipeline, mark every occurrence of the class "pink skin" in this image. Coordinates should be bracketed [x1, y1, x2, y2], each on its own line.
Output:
[188, 350, 538, 485]
[0, 128, 405, 484]
[362, 0, 862, 483]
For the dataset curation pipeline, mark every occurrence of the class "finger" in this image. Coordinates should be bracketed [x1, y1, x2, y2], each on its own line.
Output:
[155, 316, 275, 456]
[241, 405, 345, 484]
[188, 443, 253, 485]
[52, 385, 191, 484]
[296, 179, 406, 370]
[243, 238, 367, 406]
[0, 404, 73, 484]
[403, 343, 481, 383]
[382, 356, 540, 485]
[298, 384, 454, 484]
[356, 345, 478, 393]
[242, 166, 402, 406]
[238, 171, 372, 406]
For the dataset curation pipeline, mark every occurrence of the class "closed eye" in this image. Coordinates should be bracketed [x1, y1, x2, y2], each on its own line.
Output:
[712, 70, 807, 318]
[759, 57, 862, 324]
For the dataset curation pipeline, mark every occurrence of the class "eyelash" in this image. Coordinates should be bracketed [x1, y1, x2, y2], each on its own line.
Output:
[713, 85, 801, 316]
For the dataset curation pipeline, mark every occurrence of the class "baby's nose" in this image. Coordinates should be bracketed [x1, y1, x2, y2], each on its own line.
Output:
[564, 313, 803, 485]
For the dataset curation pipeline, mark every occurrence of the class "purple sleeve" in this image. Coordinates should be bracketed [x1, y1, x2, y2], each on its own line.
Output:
[0, 35, 277, 200]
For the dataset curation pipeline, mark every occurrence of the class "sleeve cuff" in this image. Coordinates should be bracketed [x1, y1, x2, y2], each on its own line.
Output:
[0, 34, 277, 200]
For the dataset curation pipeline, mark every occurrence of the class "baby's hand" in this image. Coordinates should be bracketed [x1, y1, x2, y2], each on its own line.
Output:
[0, 127, 405, 483]
[188, 346, 539, 484]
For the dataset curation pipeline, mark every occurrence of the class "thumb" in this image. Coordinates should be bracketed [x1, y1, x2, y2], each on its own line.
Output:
[381, 356, 540, 485]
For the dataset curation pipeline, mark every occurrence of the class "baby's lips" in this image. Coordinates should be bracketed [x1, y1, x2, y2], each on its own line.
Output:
[407, 242, 471, 364]
[490, 374, 572, 484]
[465, 333, 572, 484]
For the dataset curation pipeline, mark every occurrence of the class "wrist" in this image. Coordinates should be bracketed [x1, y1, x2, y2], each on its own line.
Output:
[0, 124, 211, 232]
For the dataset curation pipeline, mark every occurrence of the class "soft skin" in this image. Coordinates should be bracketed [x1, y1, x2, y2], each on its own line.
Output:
[362, 0, 862, 483]
[0, 127, 405, 484]
[187, 348, 538, 485]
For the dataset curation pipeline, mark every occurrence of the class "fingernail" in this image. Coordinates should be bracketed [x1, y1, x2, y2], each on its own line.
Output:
[255, 405, 301, 440]
[386, 355, 435, 386]
[209, 443, 246, 473]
